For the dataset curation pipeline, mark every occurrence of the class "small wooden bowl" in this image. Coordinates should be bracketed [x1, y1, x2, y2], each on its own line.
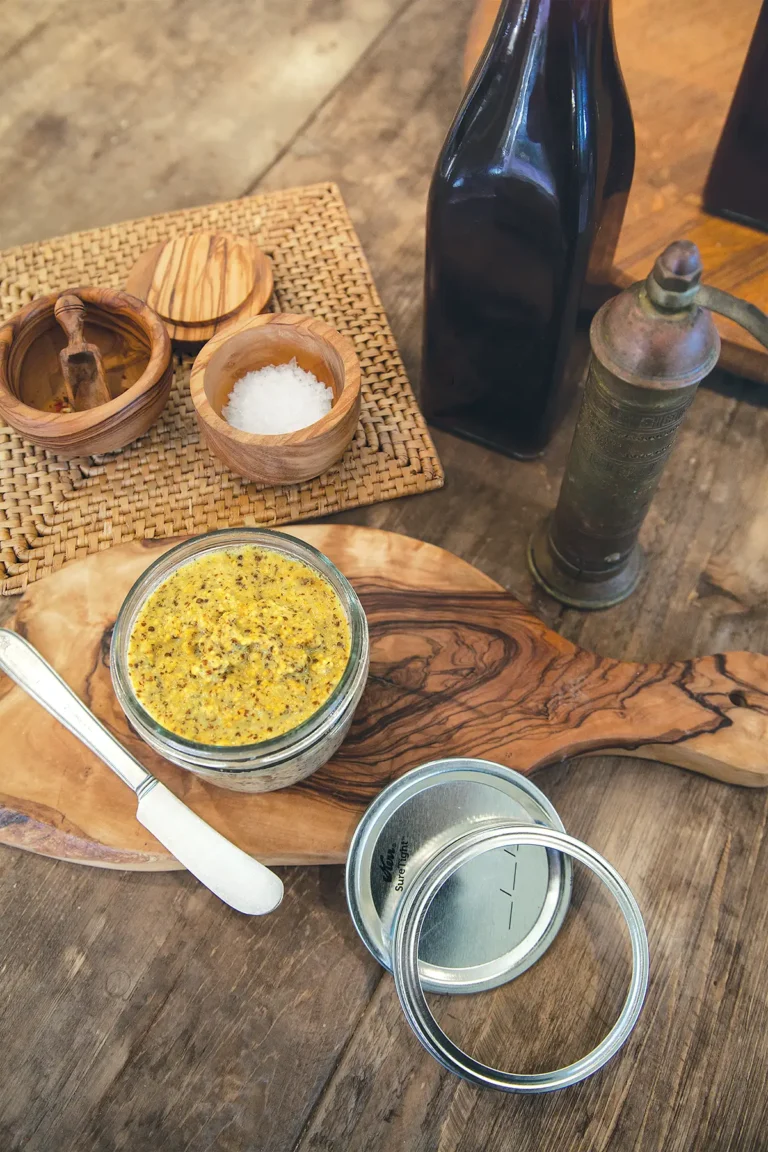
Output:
[190, 313, 361, 484]
[0, 287, 173, 458]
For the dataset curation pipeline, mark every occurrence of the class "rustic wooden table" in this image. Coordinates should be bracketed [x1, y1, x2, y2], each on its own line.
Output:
[1, 2, 767, 1150]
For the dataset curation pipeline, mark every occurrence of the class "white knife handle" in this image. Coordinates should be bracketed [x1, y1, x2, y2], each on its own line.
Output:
[137, 782, 283, 914]
[0, 628, 284, 916]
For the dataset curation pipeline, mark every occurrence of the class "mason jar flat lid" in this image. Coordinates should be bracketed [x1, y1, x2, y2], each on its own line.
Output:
[345, 758, 572, 994]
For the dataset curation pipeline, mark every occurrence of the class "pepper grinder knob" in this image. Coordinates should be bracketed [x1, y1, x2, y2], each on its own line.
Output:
[646, 240, 703, 308]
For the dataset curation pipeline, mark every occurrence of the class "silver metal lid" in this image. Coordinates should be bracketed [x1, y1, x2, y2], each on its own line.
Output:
[392, 822, 649, 1093]
[345, 758, 572, 994]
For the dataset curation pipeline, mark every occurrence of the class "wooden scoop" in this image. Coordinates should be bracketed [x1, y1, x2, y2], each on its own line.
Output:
[54, 293, 111, 411]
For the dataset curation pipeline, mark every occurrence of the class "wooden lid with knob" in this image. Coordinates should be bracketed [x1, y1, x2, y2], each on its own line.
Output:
[126, 231, 273, 347]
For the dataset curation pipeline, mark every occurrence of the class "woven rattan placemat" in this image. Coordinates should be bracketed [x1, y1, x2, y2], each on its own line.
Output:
[0, 183, 443, 594]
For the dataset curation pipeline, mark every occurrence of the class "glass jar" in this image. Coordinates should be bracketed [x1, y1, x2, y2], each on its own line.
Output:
[110, 528, 370, 792]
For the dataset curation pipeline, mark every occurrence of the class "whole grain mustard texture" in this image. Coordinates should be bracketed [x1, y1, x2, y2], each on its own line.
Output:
[128, 546, 351, 745]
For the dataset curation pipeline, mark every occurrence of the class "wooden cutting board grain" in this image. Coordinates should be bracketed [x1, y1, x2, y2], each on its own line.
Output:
[1, 524, 767, 870]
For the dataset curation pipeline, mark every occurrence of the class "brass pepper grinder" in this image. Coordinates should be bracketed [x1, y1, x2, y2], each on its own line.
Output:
[528, 240, 768, 609]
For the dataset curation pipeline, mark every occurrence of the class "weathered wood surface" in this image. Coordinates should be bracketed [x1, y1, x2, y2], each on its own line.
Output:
[1, 1, 768, 1150]
[464, 0, 768, 381]
[4, 525, 768, 871]
[0, 0, 406, 248]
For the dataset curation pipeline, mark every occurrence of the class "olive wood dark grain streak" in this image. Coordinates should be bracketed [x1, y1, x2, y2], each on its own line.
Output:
[327, 583, 768, 794]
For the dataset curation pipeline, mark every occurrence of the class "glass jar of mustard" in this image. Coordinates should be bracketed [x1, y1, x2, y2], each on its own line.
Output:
[110, 528, 370, 792]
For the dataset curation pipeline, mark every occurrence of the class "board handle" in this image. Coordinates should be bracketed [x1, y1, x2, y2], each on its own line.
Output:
[544, 649, 768, 788]
[602, 650, 768, 787]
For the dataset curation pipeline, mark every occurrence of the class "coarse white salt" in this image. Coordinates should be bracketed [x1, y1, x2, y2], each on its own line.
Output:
[222, 359, 334, 435]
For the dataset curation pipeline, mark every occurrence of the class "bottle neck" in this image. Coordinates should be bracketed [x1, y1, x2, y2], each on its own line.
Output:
[485, 0, 612, 61]
[472, 0, 611, 135]
[444, 0, 617, 186]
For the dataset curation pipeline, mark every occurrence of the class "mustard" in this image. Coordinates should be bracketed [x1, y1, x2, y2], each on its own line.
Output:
[128, 546, 351, 745]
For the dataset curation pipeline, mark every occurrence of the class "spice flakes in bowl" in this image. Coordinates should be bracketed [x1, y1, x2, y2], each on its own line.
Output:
[127, 546, 351, 746]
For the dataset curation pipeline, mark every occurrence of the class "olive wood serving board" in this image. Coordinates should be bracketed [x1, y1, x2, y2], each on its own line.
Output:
[1, 525, 767, 870]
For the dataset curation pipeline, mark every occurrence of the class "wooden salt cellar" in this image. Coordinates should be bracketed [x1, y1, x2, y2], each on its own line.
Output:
[0, 287, 173, 457]
[190, 313, 361, 485]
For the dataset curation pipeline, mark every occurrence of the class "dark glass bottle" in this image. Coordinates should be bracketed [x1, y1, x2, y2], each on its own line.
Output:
[703, 1, 768, 232]
[420, 0, 635, 459]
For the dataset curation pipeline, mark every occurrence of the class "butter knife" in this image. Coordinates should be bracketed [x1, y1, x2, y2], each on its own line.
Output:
[0, 628, 284, 915]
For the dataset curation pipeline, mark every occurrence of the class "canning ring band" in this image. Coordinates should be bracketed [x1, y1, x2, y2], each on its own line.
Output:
[391, 820, 649, 1093]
